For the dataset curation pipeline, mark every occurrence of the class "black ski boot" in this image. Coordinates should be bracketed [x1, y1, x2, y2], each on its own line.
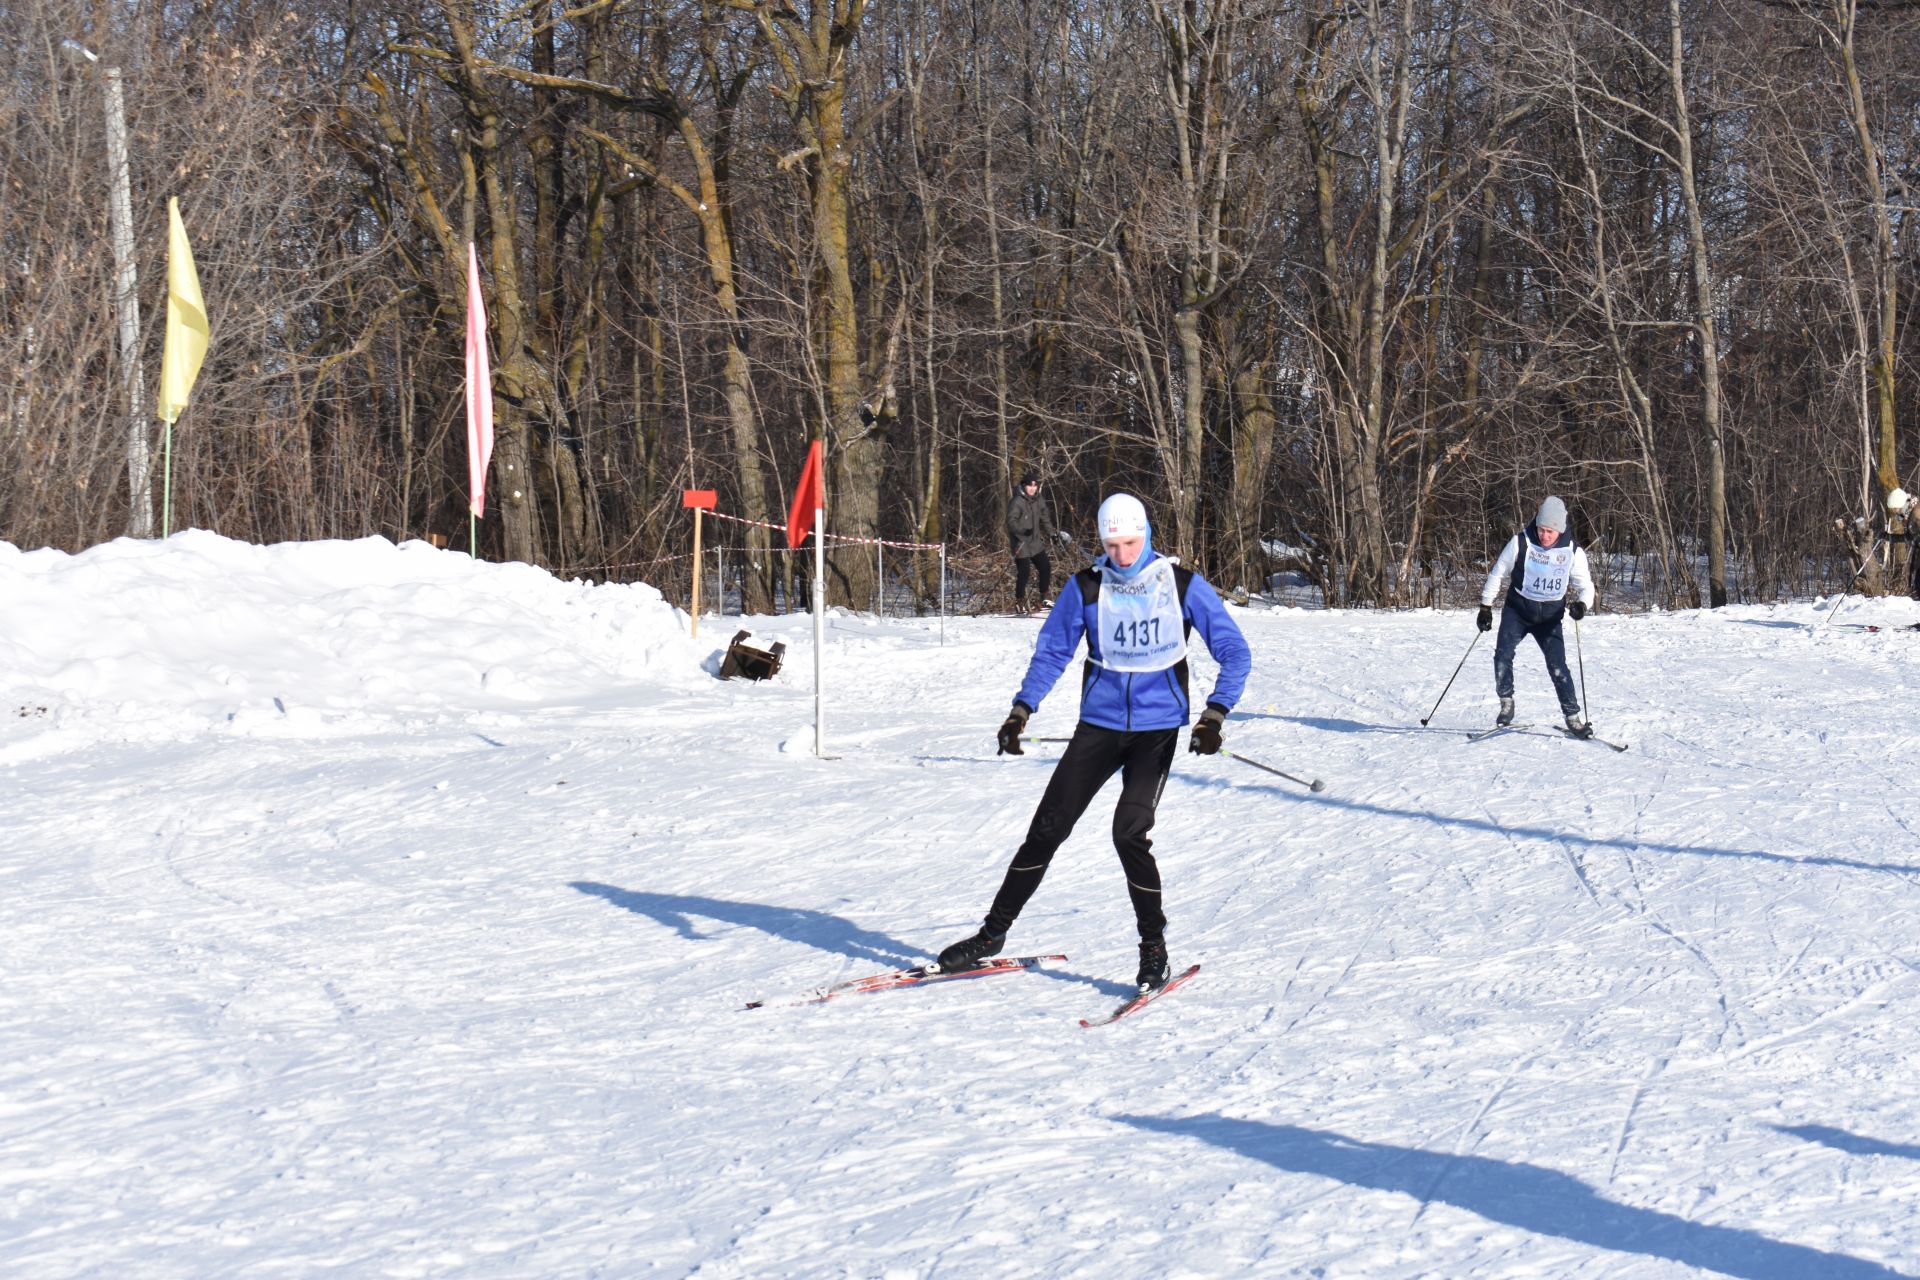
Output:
[1136, 937, 1171, 993]
[1563, 711, 1594, 739]
[1496, 697, 1516, 727]
[937, 926, 1006, 973]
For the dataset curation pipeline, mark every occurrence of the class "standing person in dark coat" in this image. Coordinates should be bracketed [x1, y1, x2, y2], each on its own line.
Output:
[1006, 474, 1057, 613]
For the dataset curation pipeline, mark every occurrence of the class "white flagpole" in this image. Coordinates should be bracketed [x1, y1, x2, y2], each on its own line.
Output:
[813, 507, 826, 758]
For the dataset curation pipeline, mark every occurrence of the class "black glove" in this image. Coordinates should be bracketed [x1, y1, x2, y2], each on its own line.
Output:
[1569, 600, 1587, 621]
[1189, 703, 1227, 755]
[997, 703, 1031, 756]
[1476, 605, 1493, 632]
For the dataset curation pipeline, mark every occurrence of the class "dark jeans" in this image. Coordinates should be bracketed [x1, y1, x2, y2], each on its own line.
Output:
[1494, 598, 1580, 714]
[1014, 552, 1052, 604]
[985, 721, 1178, 941]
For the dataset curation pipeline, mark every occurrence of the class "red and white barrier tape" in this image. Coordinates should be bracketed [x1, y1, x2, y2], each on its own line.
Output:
[701, 506, 944, 552]
[703, 510, 789, 533]
[577, 545, 761, 573]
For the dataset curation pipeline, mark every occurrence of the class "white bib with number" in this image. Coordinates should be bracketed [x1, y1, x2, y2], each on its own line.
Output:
[1094, 556, 1187, 672]
[1517, 540, 1575, 603]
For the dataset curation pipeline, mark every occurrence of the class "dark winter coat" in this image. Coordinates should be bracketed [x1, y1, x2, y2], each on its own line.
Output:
[1006, 490, 1056, 560]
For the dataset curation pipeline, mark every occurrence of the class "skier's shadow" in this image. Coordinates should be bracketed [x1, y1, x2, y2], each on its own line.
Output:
[570, 882, 925, 968]
[1115, 1114, 1915, 1280]
[1773, 1123, 1920, 1162]
[1238, 713, 1455, 737]
[572, 882, 1134, 998]
[1729, 618, 1821, 631]
[1183, 777, 1920, 877]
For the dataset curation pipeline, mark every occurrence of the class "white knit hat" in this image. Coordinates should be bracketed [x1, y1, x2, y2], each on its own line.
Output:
[1097, 493, 1149, 540]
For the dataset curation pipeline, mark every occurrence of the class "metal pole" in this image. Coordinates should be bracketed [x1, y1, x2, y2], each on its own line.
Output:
[939, 545, 947, 646]
[1419, 629, 1483, 726]
[717, 544, 725, 617]
[1824, 535, 1883, 626]
[100, 63, 153, 539]
[877, 541, 884, 616]
[162, 419, 174, 536]
[813, 510, 826, 757]
[1222, 748, 1327, 793]
[1574, 615, 1589, 721]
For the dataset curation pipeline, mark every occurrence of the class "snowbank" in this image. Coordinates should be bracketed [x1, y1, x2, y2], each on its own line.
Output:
[0, 531, 705, 750]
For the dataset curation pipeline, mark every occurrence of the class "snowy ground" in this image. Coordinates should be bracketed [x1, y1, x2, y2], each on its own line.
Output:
[5, 532, 1920, 1279]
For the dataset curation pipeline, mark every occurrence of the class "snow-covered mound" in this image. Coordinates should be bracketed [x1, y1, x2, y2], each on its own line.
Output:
[5, 542, 1920, 1277]
[0, 531, 703, 751]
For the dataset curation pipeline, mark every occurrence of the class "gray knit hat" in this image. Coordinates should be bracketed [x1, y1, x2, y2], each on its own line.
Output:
[1535, 496, 1568, 533]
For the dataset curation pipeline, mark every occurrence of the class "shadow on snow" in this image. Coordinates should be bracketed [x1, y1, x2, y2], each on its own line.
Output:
[570, 882, 1138, 997]
[569, 881, 925, 968]
[1115, 1113, 1914, 1280]
[1180, 774, 1920, 879]
[1773, 1123, 1920, 1162]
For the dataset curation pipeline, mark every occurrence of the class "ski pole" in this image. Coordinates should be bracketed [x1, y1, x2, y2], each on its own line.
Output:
[1824, 536, 1883, 627]
[1021, 736, 1075, 744]
[1419, 628, 1482, 726]
[1574, 614, 1589, 721]
[1222, 748, 1326, 793]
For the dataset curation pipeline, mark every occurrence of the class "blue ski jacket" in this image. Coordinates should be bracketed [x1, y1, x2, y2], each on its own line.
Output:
[1014, 550, 1251, 732]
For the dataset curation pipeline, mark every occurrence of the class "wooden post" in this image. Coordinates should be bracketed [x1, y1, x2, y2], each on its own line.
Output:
[682, 489, 717, 637]
[690, 507, 703, 637]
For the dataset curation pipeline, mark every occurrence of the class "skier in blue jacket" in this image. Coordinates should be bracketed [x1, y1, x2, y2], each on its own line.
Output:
[936, 492, 1252, 992]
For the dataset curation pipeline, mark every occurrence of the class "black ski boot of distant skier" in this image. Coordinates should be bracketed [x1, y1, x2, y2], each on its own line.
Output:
[937, 926, 1007, 974]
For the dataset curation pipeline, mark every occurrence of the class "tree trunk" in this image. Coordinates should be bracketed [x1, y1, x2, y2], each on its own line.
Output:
[1668, 0, 1728, 607]
[1829, 0, 1906, 589]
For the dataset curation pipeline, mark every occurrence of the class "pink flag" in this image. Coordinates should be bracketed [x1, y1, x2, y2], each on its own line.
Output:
[465, 242, 495, 517]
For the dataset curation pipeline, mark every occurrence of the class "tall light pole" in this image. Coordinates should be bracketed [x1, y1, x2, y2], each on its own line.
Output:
[61, 39, 153, 539]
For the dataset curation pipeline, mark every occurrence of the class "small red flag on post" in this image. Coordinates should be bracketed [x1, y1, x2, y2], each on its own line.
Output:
[682, 489, 717, 510]
[787, 441, 824, 548]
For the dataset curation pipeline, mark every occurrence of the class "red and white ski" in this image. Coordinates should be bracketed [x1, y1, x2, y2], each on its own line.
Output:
[1079, 963, 1201, 1027]
[744, 954, 1067, 1010]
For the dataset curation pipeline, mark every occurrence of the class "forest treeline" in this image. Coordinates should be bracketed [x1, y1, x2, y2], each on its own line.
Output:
[4, 0, 1918, 609]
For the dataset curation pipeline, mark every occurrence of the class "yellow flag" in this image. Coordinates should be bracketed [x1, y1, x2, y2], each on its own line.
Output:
[157, 196, 208, 424]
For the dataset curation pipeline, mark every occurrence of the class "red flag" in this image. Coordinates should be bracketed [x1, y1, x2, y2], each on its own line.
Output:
[465, 242, 495, 517]
[786, 440, 824, 548]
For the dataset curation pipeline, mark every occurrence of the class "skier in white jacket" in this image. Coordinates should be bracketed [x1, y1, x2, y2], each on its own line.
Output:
[1476, 496, 1597, 737]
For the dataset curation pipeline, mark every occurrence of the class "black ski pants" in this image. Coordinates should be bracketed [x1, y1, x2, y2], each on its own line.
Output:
[985, 721, 1177, 941]
[1013, 552, 1052, 605]
[1494, 597, 1580, 714]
